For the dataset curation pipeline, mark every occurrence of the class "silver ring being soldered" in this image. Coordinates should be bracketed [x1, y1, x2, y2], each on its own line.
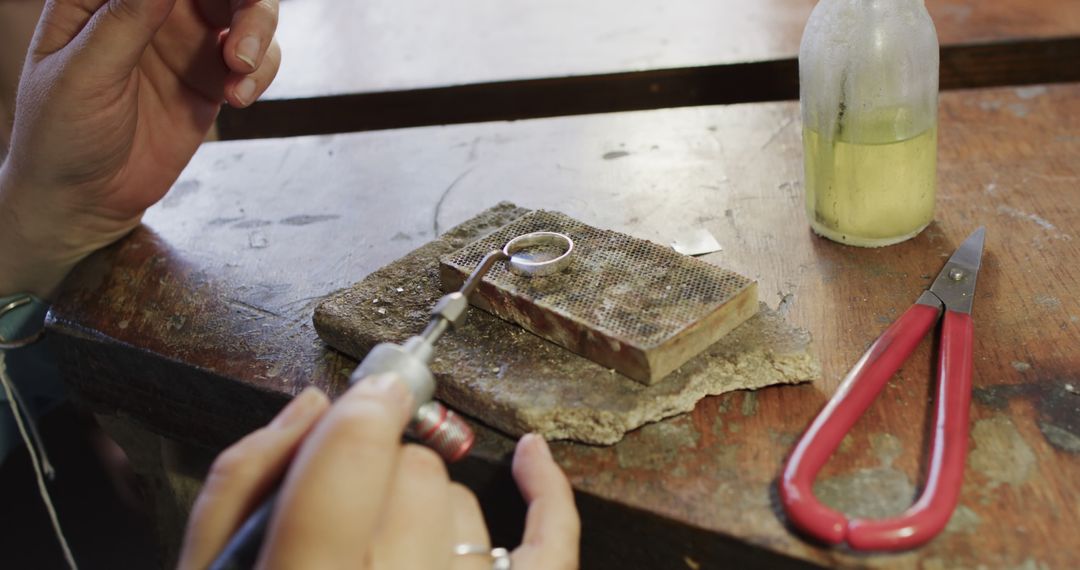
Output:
[454, 544, 512, 570]
[502, 231, 574, 277]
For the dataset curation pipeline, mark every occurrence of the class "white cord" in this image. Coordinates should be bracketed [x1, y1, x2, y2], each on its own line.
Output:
[5, 362, 55, 479]
[0, 351, 78, 569]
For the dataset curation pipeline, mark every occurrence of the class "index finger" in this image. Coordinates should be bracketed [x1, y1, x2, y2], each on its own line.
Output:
[177, 387, 329, 570]
[257, 374, 414, 569]
[223, 0, 279, 73]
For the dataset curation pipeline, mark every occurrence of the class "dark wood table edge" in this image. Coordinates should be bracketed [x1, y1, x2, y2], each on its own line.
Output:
[46, 317, 289, 451]
[458, 450, 826, 570]
[217, 36, 1080, 140]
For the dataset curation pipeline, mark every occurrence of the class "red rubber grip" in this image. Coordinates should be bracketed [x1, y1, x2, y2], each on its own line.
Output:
[780, 303, 942, 546]
[847, 310, 974, 550]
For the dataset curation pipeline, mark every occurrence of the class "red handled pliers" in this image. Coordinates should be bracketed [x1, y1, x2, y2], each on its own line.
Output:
[780, 227, 986, 551]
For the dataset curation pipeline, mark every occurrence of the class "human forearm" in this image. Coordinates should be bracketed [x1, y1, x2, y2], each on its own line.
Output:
[0, 164, 134, 299]
[0, 197, 79, 300]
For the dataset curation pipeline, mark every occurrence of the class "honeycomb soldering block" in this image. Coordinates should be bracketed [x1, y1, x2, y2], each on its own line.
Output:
[439, 210, 758, 385]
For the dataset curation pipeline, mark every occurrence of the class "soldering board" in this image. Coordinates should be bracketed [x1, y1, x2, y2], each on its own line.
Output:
[440, 210, 759, 384]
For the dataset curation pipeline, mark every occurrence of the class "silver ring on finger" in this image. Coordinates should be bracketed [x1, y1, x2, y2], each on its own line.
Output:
[454, 544, 512, 570]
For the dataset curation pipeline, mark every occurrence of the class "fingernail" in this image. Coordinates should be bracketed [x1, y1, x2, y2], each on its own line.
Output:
[365, 374, 414, 413]
[272, 387, 326, 429]
[234, 77, 257, 105]
[523, 433, 552, 460]
[236, 36, 260, 69]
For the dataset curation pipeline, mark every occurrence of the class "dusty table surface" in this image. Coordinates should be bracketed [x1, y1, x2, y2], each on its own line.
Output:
[51, 83, 1080, 568]
[219, 0, 1080, 138]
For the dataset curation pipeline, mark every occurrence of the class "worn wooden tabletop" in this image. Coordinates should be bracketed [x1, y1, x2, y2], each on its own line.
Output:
[268, 0, 1080, 97]
[49, 82, 1080, 568]
[218, 0, 1080, 138]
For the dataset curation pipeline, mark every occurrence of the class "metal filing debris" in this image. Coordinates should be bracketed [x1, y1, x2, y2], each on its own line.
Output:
[440, 210, 758, 385]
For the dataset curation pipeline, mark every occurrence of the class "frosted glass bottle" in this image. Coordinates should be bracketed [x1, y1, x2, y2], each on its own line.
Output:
[800, 0, 939, 247]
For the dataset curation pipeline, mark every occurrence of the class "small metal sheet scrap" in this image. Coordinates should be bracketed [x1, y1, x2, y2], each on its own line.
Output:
[671, 228, 722, 256]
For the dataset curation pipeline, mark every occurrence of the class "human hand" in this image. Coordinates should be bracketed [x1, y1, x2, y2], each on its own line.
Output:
[177, 376, 581, 569]
[0, 0, 281, 298]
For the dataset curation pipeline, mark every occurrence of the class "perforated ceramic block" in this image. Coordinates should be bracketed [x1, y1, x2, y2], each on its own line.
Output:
[439, 210, 758, 385]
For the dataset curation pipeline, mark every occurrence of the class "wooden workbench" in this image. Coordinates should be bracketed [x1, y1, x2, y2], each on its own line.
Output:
[49, 82, 1080, 568]
[218, 0, 1080, 138]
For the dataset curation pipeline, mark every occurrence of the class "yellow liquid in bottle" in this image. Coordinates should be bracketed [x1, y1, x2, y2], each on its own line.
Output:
[803, 118, 937, 247]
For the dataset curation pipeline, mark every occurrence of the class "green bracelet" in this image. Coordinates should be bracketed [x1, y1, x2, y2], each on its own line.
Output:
[0, 293, 48, 349]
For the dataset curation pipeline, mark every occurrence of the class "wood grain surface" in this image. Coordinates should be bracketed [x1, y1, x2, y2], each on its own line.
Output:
[268, 0, 1080, 98]
[217, 0, 1080, 138]
[50, 83, 1080, 568]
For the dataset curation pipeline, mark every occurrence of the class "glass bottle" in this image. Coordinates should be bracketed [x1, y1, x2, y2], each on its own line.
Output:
[800, 0, 939, 247]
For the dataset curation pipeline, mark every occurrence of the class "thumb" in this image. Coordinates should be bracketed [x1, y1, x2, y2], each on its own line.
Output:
[511, 434, 581, 569]
[75, 0, 177, 76]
